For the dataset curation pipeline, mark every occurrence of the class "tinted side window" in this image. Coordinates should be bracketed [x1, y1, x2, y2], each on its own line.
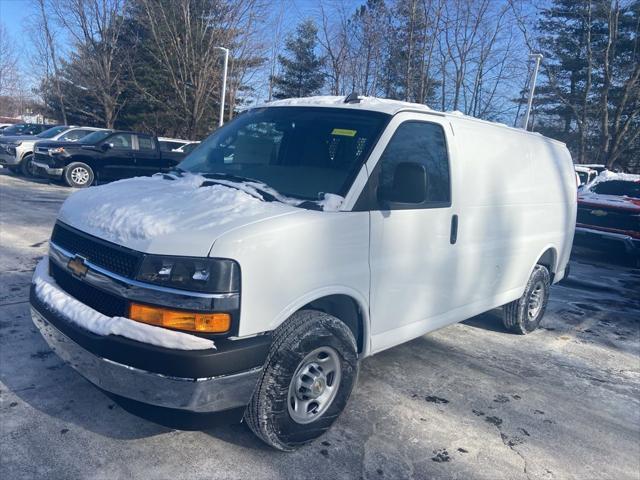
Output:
[61, 129, 90, 141]
[138, 136, 156, 151]
[159, 141, 183, 151]
[377, 121, 450, 207]
[108, 134, 134, 149]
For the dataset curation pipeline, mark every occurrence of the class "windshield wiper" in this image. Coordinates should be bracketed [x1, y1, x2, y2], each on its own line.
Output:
[200, 173, 283, 203]
[201, 172, 259, 184]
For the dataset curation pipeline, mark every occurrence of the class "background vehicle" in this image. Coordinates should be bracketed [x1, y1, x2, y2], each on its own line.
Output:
[30, 96, 576, 451]
[575, 165, 598, 187]
[0, 123, 52, 136]
[0, 125, 65, 173]
[32, 130, 187, 187]
[575, 171, 640, 264]
[173, 141, 200, 155]
[4, 126, 108, 176]
[158, 137, 195, 152]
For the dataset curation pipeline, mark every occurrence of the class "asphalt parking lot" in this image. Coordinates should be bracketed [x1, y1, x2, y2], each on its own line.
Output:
[1, 171, 639, 480]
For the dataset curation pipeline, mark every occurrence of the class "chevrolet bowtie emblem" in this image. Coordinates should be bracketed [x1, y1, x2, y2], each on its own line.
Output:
[590, 209, 608, 217]
[67, 255, 89, 278]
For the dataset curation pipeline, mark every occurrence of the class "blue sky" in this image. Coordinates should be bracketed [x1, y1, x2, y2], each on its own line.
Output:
[1, 0, 30, 43]
[1, 0, 34, 78]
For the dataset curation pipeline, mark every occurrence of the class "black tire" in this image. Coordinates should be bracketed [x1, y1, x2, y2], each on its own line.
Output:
[244, 310, 358, 451]
[7, 165, 19, 174]
[503, 265, 551, 334]
[20, 154, 35, 177]
[64, 162, 94, 188]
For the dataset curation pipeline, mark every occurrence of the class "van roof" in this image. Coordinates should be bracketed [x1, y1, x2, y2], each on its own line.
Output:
[258, 95, 566, 147]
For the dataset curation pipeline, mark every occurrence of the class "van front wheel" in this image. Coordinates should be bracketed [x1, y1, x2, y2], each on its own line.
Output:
[503, 264, 551, 334]
[244, 310, 358, 451]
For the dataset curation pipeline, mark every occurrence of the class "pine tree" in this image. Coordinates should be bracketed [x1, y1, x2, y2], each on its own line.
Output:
[272, 20, 325, 99]
[535, 0, 639, 171]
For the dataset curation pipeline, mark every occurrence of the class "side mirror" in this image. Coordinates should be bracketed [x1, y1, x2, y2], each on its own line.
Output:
[100, 143, 113, 151]
[378, 162, 428, 205]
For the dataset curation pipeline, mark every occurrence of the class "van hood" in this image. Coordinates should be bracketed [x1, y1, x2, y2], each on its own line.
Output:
[57, 174, 302, 257]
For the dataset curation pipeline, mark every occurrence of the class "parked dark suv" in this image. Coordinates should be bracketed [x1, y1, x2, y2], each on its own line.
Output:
[32, 130, 187, 187]
[0, 123, 52, 136]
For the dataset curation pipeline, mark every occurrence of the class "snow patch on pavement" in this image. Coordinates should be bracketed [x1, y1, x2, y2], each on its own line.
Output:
[32, 257, 215, 350]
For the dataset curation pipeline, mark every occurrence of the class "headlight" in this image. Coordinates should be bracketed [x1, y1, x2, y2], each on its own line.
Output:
[48, 147, 66, 155]
[9, 141, 22, 148]
[136, 255, 240, 293]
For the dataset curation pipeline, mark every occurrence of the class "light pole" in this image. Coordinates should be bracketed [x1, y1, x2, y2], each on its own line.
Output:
[523, 53, 543, 131]
[214, 46, 229, 127]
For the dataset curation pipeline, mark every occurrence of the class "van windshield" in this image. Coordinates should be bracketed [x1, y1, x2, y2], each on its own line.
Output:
[178, 107, 389, 200]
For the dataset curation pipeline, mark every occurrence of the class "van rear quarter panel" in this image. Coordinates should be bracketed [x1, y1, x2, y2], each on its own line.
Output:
[450, 116, 576, 307]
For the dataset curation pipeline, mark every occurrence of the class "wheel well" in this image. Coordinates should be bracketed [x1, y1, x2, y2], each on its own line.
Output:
[301, 295, 365, 355]
[537, 248, 557, 279]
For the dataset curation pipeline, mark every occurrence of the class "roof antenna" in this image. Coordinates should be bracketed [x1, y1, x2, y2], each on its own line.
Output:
[344, 92, 361, 104]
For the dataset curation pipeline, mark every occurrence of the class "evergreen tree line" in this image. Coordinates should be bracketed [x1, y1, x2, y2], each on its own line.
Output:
[30, 0, 639, 171]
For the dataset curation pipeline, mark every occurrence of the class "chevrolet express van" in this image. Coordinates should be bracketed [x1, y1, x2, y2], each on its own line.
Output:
[30, 96, 577, 450]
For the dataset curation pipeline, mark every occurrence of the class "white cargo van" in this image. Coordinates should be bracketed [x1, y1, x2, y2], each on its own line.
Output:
[30, 95, 577, 450]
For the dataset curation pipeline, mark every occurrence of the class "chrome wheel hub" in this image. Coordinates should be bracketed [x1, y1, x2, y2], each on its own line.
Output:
[288, 347, 341, 424]
[527, 281, 545, 320]
[71, 167, 89, 185]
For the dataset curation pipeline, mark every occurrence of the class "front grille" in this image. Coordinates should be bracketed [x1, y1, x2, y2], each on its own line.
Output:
[50, 260, 128, 317]
[33, 152, 52, 165]
[51, 223, 142, 278]
[577, 206, 640, 232]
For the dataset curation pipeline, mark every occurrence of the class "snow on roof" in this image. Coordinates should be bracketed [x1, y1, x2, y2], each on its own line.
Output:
[588, 170, 640, 187]
[262, 95, 434, 116]
[258, 95, 559, 144]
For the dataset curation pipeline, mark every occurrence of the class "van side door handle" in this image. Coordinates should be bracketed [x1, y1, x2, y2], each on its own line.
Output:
[450, 214, 458, 244]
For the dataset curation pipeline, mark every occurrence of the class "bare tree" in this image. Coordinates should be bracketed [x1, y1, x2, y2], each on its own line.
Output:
[136, 0, 266, 136]
[0, 24, 20, 98]
[51, 0, 128, 127]
[34, 0, 67, 124]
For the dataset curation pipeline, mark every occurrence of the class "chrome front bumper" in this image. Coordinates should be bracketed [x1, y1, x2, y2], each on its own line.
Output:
[575, 226, 640, 254]
[31, 308, 262, 412]
[32, 161, 63, 177]
[0, 151, 16, 165]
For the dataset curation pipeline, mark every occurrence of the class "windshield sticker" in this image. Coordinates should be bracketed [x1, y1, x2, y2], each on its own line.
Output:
[331, 128, 357, 137]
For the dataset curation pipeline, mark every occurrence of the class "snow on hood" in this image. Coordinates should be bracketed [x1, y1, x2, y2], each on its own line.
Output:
[33, 258, 214, 350]
[57, 173, 345, 254]
[58, 174, 293, 247]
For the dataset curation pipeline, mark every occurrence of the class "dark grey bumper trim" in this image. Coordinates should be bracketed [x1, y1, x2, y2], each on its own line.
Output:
[31, 308, 261, 412]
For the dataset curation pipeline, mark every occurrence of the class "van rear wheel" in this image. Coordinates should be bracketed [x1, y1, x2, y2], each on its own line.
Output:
[244, 310, 358, 451]
[503, 265, 551, 334]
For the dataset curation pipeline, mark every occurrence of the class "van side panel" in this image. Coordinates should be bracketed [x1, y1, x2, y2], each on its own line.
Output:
[450, 117, 575, 311]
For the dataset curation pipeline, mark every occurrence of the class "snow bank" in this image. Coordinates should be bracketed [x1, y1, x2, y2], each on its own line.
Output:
[33, 257, 215, 350]
[59, 173, 294, 243]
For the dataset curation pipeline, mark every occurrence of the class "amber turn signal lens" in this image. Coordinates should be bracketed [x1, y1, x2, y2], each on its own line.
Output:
[128, 303, 231, 333]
